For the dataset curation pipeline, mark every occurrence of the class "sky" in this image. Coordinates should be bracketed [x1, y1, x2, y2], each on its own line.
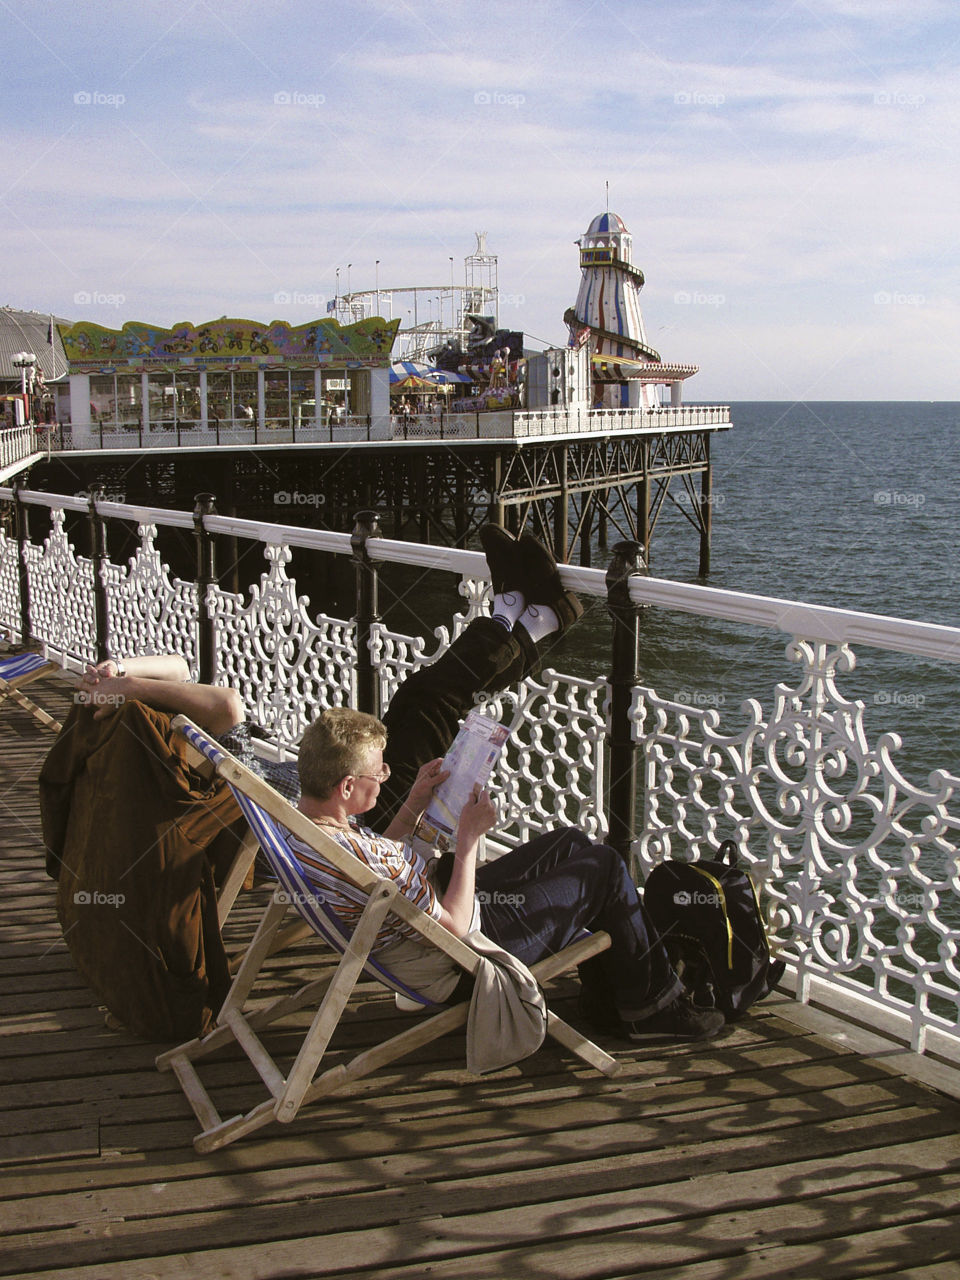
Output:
[2, 0, 958, 400]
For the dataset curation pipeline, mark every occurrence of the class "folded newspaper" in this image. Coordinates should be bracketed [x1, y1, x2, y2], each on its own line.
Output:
[409, 709, 509, 856]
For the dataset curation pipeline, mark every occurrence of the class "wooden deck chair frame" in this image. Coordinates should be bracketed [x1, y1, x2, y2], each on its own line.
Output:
[158, 715, 620, 1153]
[0, 650, 63, 732]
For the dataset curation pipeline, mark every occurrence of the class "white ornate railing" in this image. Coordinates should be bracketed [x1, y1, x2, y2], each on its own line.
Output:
[0, 425, 43, 472]
[1, 486, 958, 1063]
[49, 405, 731, 451]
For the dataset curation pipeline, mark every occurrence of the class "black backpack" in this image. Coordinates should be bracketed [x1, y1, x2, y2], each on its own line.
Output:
[643, 840, 786, 1020]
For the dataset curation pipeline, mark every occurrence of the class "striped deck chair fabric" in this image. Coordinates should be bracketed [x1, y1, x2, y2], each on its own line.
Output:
[0, 650, 63, 732]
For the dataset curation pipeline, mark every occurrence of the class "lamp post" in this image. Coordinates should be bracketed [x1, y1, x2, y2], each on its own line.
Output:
[12, 352, 37, 425]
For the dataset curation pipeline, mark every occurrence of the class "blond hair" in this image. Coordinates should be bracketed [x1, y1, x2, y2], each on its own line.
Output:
[297, 707, 387, 800]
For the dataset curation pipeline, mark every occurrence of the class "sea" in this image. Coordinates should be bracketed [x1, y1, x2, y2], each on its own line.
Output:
[556, 401, 960, 795]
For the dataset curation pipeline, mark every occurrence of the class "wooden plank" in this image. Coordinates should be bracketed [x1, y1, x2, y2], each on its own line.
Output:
[2, 1100, 955, 1240]
[6, 1162, 960, 1278]
[0, 1062, 920, 1201]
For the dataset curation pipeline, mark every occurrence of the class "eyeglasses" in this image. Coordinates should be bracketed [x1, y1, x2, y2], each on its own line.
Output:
[353, 761, 391, 784]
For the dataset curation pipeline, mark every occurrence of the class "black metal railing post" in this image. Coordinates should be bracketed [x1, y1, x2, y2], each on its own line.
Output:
[12, 479, 34, 646]
[351, 509, 382, 717]
[605, 539, 647, 864]
[193, 493, 219, 684]
[87, 486, 110, 663]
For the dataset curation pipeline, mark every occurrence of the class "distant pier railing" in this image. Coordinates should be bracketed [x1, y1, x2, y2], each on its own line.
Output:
[2, 484, 958, 1065]
[0, 425, 45, 473]
[40, 403, 732, 451]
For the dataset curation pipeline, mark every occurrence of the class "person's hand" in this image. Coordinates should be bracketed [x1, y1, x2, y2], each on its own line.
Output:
[457, 785, 497, 845]
[405, 758, 450, 815]
[82, 660, 119, 684]
[77, 663, 129, 719]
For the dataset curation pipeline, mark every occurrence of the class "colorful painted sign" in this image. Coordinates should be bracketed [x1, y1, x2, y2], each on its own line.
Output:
[57, 316, 401, 372]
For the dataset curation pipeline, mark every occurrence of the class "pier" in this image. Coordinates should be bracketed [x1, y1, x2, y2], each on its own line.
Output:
[4, 648, 960, 1276]
[4, 404, 730, 572]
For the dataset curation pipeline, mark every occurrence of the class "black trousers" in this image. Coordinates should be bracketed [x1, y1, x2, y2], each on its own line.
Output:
[370, 616, 534, 830]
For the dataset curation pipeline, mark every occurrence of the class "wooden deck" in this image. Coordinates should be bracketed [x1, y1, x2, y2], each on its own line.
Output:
[3, 672, 960, 1279]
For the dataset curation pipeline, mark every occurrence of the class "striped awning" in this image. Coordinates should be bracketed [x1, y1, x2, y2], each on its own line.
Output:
[390, 361, 471, 386]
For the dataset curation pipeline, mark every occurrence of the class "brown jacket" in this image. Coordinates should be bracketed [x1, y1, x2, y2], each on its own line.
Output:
[39, 700, 244, 1042]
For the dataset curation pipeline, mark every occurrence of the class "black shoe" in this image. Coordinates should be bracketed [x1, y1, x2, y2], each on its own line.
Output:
[624, 994, 725, 1042]
[479, 524, 523, 596]
[518, 533, 584, 634]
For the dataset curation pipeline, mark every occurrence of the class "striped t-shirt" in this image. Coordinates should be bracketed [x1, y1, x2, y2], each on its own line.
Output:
[287, 820, 442, 949]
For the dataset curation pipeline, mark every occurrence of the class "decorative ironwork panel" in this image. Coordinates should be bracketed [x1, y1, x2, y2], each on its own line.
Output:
[208, 543, 356, 744]
[0, 526, 21, 640]
[483, 667, 608, 847]
[635, 638, 960, 1053]
[23, 509, 97, 662]
[102, 524, 199, 672]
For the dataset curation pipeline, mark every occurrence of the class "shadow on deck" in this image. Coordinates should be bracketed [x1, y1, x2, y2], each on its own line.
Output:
[2, 673, 960, 1279]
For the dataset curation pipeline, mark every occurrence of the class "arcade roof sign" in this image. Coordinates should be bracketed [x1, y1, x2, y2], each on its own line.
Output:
[57, 315, 401, 373]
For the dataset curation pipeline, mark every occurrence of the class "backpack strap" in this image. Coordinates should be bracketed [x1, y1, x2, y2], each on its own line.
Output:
[716, 839, 740, 866]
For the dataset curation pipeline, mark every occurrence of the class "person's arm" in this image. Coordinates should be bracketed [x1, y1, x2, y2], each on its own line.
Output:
[86, 656, 191, 682]
[381, 757, 450, 842]
[78, 663, 245, 735]
[435, 786, 496, 937]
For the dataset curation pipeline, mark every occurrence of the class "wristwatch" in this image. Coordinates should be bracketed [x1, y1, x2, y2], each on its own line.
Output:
[114, 660, 126, 677]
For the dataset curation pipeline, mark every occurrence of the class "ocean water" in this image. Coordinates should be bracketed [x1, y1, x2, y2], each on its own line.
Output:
[565, 400, 960, 796]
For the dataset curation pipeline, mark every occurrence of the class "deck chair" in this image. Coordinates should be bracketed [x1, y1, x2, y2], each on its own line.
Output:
[0, 650, 63, 732]
[158, 715, 620, 1153]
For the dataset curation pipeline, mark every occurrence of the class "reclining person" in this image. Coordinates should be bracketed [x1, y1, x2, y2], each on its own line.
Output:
[77, 526, 580, 815]
[80, 527, 724, 1043]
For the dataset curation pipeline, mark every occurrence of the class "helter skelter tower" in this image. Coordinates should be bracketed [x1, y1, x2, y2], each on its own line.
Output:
[564, 211, 698, 410]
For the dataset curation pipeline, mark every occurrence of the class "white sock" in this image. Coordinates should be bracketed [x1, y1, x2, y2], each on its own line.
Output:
[517, 603, 560, 643]
[493, 591, 526, 630]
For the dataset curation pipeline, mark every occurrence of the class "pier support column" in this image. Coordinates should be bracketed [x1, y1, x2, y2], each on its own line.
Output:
[579, 493, 593, 568]
[488, 453, 505, 528]
[554, 449, 569, 560]
[698, 432, 712, 577]
[638, 440, 650, 565]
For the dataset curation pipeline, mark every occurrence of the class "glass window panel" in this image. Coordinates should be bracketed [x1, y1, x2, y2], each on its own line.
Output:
[89, 374, 116, 425]
[176, 372, 202, 427]
[114, 374, 142, 429]
[232, 371, 258, 426]
[264, 370, 289, 431]
[291, 370, 315, 430]
[147, 372, 176, 428]
[207, 371, 231, 427]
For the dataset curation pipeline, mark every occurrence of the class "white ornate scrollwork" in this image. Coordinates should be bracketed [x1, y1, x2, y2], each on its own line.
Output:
[0, 525, 21, 640]
[485, 667, 608, 847]
[102, 524, 199, 672]
[636, 638, 960, 1052]
[207, 543, 356, 744]
[23, 509, 97, 662]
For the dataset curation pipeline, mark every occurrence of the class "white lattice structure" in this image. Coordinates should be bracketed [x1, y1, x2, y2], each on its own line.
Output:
[635, 636, 960, 1055]
[0, 524, 21, 641]
[207, 543, 356, 744]
[2, 485, 960, 1062]
[23, 508, 98, 665]
[102, 524, 199, 675]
